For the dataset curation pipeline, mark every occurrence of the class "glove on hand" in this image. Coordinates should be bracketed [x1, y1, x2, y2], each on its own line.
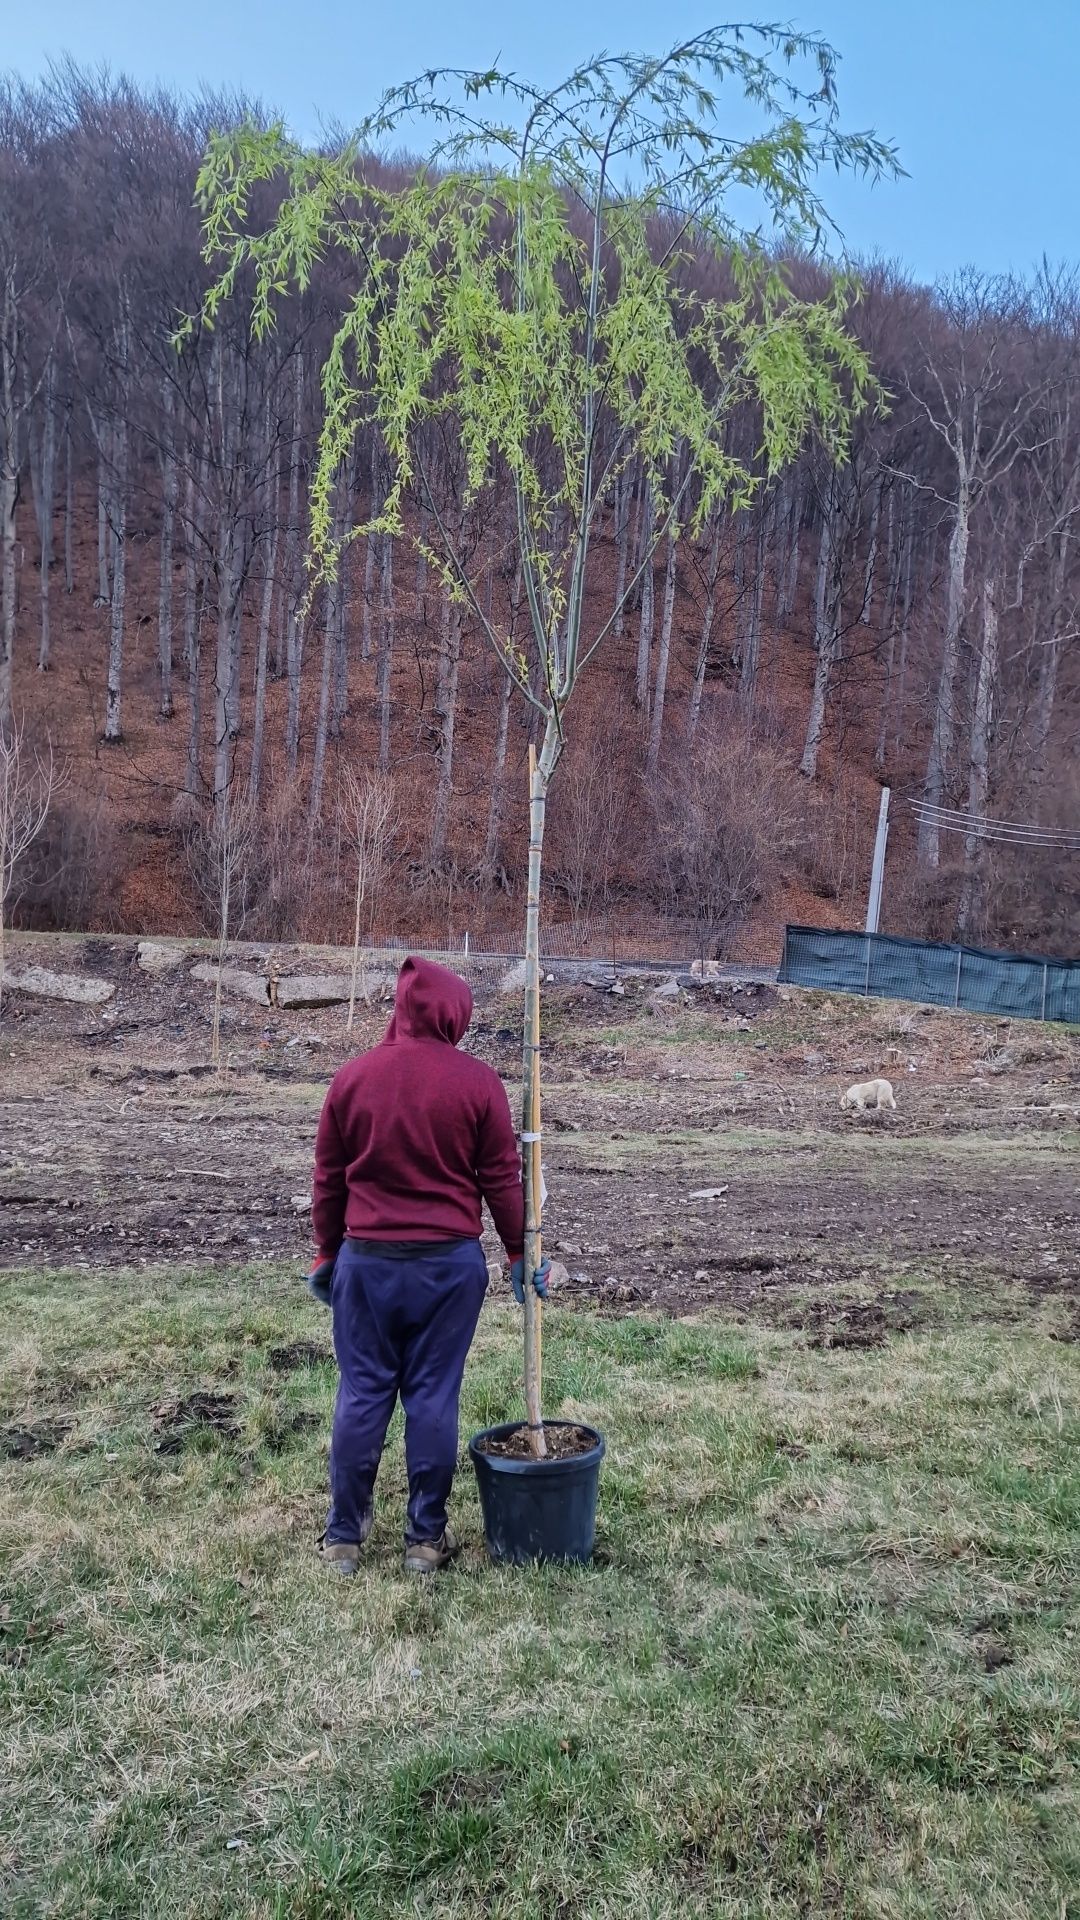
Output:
[510, 1256, 552, 1304]
[305, 1257, 335, 1307]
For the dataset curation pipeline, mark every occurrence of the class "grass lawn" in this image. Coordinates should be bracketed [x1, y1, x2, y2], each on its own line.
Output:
[2, 1266, 1078, 1919]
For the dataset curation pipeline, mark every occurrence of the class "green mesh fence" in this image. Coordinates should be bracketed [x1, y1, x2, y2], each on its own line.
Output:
[779, 925, 1080, 1025]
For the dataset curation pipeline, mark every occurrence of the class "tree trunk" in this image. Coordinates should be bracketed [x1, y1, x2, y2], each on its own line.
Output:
[798, 490, 842, 780]
[184, 446, 206, 798]
[613, 465, 631, 637]
[874, 493, 902, 769]
[63, 403, 74, 596]
[308, 477, 346, 827]
[431, 582, 463, 861]
[414, 501, 430, 620]
[331, 478, 355, 736]
[0, 268, 19, 729]
[277, 349, 304, 679]
[860, 481, 882, 623]
[36, 357, 56, 672]
[958, 576, 998, 935]
[104, 309, 130, 746]
[635, 485, 655, 713]
[740, 503, 768, 702]
[893, 532, 915, 759]
[1031, 526, 1068, 766]
[731, 508, 749, 668]
[213, 533, 244, 802]
[361, 436, 382, 662]
[919, 475, 970, 867]
[157, 377, 177, 716]
[96, 424, 111, 607]
[779, 479, 802, 621]
[249, 448, 281, 803]
[521, 724, 562, 1458]
[377, 531, 395, 771]
[483, 557, 520, 876]
[688, 516, 721, 740]
[646, 530, 677, 775]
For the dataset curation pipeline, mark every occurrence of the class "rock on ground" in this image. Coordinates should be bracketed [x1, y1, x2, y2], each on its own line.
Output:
[190, 961, 270, 1006]
[137, 942, 188, 975]
[275, 974, 353, 1009]
[4, 966, 115, 1005]
[499, 959, 527, 993]
[651, 976, 682, 1002]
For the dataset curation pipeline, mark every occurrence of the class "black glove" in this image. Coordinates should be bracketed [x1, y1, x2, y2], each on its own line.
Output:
[305, 1257, 335, 1307]
[510, 1256, 552, 1304]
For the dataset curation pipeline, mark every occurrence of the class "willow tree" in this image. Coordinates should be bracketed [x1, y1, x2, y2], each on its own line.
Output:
[193, 26, 894, 1449]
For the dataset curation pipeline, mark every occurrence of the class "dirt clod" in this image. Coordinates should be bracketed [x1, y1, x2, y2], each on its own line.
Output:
[0, 1421, 70, 1461]
[151, 1392, 240, 1453]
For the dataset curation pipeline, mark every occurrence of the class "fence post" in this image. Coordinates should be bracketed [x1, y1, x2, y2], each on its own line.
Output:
[865, 786, 890, 934]
[954, 947, 963, 1008]
[864, 934, 872, 997]
[1041, 962, 1048, 1022]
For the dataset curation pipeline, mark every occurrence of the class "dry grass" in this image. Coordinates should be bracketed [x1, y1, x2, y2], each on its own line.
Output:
[1, 1265, 1078, 1918]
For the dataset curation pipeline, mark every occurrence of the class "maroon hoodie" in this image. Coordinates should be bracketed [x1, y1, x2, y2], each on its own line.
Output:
[311, 956, 525, 1260]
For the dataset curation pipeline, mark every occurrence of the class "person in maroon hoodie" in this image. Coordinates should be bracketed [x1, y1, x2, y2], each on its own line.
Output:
[306, 955, 548, 1576]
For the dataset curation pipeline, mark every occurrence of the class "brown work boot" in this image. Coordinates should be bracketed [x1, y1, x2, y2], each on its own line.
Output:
[403, 1526, 459, 1575]
[319, 1510, 373, 1577]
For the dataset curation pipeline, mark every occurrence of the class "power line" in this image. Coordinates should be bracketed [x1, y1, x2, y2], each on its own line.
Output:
[909, 799, 1080, 852]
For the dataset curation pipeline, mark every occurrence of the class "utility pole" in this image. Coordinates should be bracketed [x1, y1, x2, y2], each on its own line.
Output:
[865, 786, 890, 934]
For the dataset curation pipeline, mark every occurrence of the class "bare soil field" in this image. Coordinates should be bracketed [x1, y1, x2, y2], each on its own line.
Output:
[2, 934, 1077, 1346]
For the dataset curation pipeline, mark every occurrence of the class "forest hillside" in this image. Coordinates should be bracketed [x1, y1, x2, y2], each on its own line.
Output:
[2, 69, 1078, 963]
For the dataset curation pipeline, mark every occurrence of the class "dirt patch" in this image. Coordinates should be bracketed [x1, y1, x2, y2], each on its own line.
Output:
[151, 1392, 240, 1453]
[477, 1423, 598, 1460]
[417, 1768, 509, 1815]
[265, 1341, 330, 1373]
[0, 1420, 71, 1460]
[2, 971, 1077, 1341]
[791, 1291, 926, 1351]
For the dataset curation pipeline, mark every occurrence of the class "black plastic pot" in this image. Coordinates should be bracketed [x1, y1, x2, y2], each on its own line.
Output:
[468, 1420, 606, 1565]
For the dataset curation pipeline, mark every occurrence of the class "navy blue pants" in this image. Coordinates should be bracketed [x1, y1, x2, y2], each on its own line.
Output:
[326, 1238, 488, 1544]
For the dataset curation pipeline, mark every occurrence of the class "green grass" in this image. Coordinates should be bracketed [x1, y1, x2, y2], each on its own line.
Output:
[2, 1267, 1078, 1919]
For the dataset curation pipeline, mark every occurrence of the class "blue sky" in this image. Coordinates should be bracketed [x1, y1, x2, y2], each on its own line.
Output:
[7, 1, 1077, 286]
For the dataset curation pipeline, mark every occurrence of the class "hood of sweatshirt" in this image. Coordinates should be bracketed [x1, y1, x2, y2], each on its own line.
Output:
[384, 955, 474, 1046]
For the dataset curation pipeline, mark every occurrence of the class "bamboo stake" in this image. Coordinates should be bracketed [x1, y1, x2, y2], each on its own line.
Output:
[522, 743, 547, 1458]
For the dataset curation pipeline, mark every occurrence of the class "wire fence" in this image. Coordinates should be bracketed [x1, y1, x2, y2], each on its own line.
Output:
[780, 924, 1080, 1025]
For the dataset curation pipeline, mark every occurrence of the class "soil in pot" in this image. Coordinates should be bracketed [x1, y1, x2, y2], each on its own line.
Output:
[475, 1422, 596, 1461]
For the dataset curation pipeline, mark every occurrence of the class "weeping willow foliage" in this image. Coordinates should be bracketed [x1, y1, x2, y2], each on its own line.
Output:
[190, 25, 897, 725]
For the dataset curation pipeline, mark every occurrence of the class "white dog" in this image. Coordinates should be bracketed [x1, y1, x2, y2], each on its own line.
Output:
[840, 1078, 896, 1113]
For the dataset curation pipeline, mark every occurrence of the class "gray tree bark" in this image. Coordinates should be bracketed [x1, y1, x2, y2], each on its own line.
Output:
[635, 484, 654, 713]
[377, 529, 395, 771]
[431, 582, 463, 862]
[103, 303, 130, 745]
[958, 576, 998, 934]
[63, 401, 74, 596]
[0, 266, 20, 728]
[646, 529, 678, 776]
[798, 480, 844, 780]
[157, 376, 177, 716]
[36, 356, 56, 672]
[688, 515, 721, 740]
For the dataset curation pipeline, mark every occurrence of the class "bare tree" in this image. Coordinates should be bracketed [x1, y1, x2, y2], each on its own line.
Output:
[652, 720, 794, 963]
[337, 766, 398, 1030]
[183, 789, 259, 1064]
[904, 278, 1044, 865]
